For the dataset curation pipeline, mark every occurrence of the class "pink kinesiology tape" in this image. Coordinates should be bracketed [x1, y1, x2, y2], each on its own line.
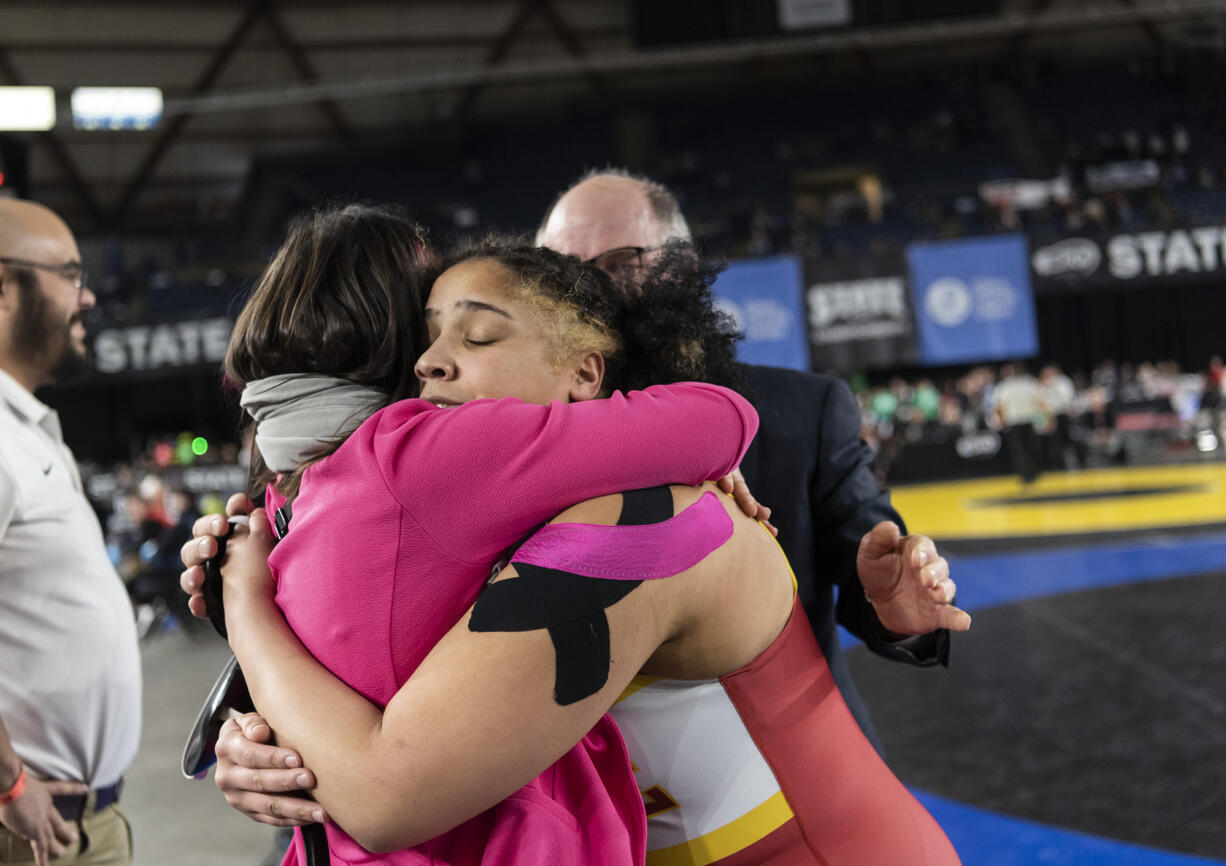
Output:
[511, 491, 733, 580]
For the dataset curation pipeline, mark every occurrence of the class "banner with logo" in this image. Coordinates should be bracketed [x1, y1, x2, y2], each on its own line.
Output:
[711, 256, 811, 371]
[1031, 223, 1226, 292]
[802, 253, 915, 371]
[906, 234, 1037, 365]
[888, 430, 1012, 483]
[92, 316, 233, 377]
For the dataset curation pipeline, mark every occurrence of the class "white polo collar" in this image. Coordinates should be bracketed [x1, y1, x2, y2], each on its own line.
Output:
[0, 366, 60, 441]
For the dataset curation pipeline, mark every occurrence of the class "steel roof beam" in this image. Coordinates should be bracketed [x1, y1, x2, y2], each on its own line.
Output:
[0, 45, 108, 227]
[160, 0, 1226, 118]
[109, 0, 270, 229]
[1118, 0, 1168, 52]
[451, 0, 538, 123]
[263, 3, 354, 142]
[536, 0, 608, 100]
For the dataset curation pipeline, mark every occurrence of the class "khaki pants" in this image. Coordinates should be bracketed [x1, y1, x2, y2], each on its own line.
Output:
[0, 799, 132, 865]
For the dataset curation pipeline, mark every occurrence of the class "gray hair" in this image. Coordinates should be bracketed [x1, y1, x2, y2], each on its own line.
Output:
[535, 167, 692, 245]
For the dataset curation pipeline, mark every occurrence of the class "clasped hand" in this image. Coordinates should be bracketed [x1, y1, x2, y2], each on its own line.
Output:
[179, 494, 276, 620]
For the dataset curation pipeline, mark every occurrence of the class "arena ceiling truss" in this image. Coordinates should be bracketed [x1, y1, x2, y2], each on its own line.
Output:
[0, 0, 1222, 234]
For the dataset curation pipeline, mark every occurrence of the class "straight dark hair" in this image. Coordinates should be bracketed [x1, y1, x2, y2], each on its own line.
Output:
[226, 202, 432, 496]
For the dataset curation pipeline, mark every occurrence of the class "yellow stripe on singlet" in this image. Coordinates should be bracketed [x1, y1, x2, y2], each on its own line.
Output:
[728, 490, 800, 595]
[617, 673, 657, 703]
[644, 790, 794, 866]
[763, 521, 800, 595]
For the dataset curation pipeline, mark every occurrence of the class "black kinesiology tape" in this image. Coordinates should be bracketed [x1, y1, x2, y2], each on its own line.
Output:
[469, 486, 675, 705]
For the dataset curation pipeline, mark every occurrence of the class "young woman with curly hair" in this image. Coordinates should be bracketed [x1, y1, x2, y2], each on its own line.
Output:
[186, 209, 758, 866]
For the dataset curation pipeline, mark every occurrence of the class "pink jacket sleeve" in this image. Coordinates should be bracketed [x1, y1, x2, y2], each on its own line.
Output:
[370, 382, 758, 564]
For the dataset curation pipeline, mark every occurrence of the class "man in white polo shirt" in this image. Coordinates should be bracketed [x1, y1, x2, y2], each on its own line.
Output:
[991, 362, 1046, 484]
[0, 199, 141, 866]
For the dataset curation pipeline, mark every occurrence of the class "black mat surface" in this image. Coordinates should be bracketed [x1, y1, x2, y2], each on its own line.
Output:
[847, 571, 1226, 858]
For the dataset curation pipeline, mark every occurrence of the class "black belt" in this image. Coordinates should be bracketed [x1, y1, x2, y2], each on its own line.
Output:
[52, 779, 123, 822]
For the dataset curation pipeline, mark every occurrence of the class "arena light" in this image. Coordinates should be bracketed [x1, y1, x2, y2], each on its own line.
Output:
[70, 87, 162, 131]
[778, 0, 851, 30]
[0, 87, 56, 131]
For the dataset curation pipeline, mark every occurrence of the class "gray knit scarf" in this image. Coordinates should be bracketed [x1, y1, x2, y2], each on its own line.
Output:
[240, 374, 387, 473]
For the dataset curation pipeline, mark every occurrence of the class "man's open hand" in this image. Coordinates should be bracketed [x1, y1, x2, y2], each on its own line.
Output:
[856, 522, 971, 636]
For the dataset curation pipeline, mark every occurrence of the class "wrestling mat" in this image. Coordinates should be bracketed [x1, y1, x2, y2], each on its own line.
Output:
[844, 461, 1226, 865]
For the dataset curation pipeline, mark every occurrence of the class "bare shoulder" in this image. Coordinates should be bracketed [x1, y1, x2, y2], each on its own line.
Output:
[546, 483, 715, 528]
[521, 482, 794, 680]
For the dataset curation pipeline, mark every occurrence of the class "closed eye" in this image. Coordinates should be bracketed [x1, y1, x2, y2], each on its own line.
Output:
[466, 338, 495, 347]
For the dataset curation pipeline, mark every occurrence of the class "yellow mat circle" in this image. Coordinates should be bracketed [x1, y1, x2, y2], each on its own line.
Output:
[890, 463, 1226, 540]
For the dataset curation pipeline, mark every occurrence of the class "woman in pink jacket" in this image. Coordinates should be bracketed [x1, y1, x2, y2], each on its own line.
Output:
[196, 205, 759, 865]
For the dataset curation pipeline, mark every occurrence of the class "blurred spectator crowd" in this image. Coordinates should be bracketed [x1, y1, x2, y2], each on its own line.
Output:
[860, 356, 1226, 483]
[76, 353, 1226, 622]
[660, 60, 1226, 262]
[81, 434, 246, 638]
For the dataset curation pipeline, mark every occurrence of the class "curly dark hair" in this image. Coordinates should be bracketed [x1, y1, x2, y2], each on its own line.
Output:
[617, 241, 746, 395]
[443, 237, 745, 396]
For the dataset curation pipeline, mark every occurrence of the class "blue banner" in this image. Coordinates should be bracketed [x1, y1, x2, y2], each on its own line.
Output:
[906, 235, 1037, 365]
[711, 255, 810, 370]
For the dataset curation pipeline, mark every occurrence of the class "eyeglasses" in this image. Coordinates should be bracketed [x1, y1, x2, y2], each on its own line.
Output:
[582, 246, 662, 275]
[0, 256, 88, 294]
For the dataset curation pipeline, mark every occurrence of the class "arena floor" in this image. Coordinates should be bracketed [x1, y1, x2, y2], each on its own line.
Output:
[848, 460, 1226, 865]
[126, 629, 283, 866]
[126, 460, 1226, 865]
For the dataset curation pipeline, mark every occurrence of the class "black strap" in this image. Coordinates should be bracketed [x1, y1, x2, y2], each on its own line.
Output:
[202, 523, 234, 640]
[203, 499, 295, 640]
[301, 823, 329, 866]
[274, 500, 293, 538]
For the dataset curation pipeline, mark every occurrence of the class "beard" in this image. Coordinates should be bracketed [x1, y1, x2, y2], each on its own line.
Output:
[12, 275, 94, 385]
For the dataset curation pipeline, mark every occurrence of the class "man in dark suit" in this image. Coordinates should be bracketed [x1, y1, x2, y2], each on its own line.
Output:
[536, 169, 970, 749]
